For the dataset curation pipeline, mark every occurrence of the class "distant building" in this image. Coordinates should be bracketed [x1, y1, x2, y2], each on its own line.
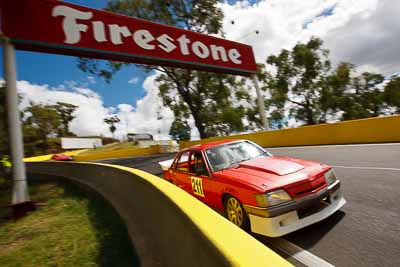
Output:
[127, 133, 153, 141]
[127, 133, 178, 152]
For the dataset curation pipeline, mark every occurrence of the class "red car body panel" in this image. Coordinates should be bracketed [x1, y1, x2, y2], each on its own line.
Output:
[163, 139, 331, 212]
[51, 154, 73, 161]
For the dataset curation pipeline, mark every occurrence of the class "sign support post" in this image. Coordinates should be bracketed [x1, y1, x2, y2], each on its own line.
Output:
[252, 75, 269, 131]
[2, 37, 34, 217]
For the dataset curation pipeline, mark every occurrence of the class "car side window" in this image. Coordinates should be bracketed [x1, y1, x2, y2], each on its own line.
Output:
[175, 151, 190, 172]
[189, 152, 209, 177]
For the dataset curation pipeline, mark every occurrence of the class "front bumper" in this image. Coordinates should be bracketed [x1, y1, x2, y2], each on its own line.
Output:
[244, 180, 346, 237]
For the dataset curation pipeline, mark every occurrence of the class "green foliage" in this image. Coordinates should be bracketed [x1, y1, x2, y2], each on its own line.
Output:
[169, 118, 191, 141]
[157, 70, 247, 138]
[104, 116, 120, 138]
[23, 103, 61, 153]
[50, 102, 78, 137]
[384, 76, 400, 112]
[339, 72, 385, 120]
[263, 37, 399, 125]
[0, 85, 77, 156]
[265, 37, 334, 125]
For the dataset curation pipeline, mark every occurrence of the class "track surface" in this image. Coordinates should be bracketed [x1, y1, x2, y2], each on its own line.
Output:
[98, 143, 400, 267]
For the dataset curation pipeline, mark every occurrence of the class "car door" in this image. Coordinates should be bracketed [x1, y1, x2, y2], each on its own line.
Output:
[187, 151, 221, 207]
[172, 150, 193, 193]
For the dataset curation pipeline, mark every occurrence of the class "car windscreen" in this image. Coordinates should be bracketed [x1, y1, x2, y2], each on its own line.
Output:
[205, 141, 269, 172]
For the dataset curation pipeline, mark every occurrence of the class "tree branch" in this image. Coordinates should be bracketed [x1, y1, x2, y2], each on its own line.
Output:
[287, 98, 305, 106]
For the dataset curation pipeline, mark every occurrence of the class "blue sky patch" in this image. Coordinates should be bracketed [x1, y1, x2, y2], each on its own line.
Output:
[303, 4, 337, 29]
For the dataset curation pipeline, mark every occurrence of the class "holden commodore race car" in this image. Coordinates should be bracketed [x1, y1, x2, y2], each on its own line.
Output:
[159, 139, 346, 237]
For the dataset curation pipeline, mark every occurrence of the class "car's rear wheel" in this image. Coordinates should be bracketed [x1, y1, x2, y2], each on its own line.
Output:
[224, 196, 248, 229]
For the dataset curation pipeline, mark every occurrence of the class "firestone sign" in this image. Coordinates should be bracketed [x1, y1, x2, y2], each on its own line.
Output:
[0, 0, 257, 76]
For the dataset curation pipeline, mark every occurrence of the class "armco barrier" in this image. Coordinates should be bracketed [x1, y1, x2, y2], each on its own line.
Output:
[26, 162, 292, 267]
[180, 115, 400, 149]
[73, 145, 162, 161]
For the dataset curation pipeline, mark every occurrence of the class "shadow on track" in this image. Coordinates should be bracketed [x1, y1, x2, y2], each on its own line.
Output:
[284, 210, 346, 249]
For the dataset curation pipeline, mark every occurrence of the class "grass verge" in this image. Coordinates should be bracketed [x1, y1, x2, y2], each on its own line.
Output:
[0, 179, 139, 267]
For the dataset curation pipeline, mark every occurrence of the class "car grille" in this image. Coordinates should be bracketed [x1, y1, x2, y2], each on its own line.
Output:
[297, 197, 330, 219]
[287, 175, 327, 198]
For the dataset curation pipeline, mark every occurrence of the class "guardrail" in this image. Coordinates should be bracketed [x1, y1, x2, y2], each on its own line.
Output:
[180, 115, 400, 149]
[26, 162, 291, 267]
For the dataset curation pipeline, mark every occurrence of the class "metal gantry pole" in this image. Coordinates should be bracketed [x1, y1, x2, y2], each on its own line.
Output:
[252, 74, 269, 131]
[3, 38, 30, 204]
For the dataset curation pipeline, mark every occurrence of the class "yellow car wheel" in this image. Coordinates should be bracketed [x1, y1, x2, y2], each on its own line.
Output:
[225, 196, 248, 229]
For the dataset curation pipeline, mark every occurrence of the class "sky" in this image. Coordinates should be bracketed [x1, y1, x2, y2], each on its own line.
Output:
[1, 0, 399, 140]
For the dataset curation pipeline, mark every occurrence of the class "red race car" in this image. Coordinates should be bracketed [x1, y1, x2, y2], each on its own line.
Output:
[159, 139, 346, 237]
[51, 154, 73, 161]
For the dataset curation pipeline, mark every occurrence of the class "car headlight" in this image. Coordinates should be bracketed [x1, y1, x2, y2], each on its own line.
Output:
[255, 189, 292, 207]
[324, 169, 337, 186]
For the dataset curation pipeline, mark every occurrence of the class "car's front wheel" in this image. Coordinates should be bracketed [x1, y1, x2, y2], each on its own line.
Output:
[224, 196, 248, 229]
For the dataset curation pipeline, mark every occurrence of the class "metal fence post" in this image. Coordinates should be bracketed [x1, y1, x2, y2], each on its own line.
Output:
[252, 74, 269, 131]
[3, 38, 32, 210]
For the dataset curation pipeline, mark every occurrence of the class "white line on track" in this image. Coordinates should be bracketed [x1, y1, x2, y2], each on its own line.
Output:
[332, 165, 400, 171]
[267, 143, 400, 149]
[261, 237, 335, 267]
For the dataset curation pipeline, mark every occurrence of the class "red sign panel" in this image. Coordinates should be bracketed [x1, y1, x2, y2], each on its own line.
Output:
[0, 0, 257, 76]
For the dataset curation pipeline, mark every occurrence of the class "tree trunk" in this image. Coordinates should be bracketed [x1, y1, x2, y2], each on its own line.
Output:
[305, 99, 315, 125]
[193, 115, 207, 139]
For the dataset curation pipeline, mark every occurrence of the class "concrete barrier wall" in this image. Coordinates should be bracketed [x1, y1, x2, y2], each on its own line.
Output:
[180, 115, 400, 149]
[26, 162, 291, 267]
[73, 145, 162, 161]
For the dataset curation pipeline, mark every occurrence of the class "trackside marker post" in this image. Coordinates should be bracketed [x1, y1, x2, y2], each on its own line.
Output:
[2, 37, 35, 218]
[253, 75, 269, 131]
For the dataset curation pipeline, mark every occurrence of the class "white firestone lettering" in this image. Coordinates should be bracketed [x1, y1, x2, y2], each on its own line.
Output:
[177, 34, 190, 55]
[52, 5, 93, 44]
[109, 24, 131, 45]
[52, 6, 245, 66]
[192, 41, 210, 59]
[210, 45, 228, 62]
[228, 48, 242, 64]
[92, 21, 107, 42]
[157, 34, 176, 53]
[134, 30, 155, 50]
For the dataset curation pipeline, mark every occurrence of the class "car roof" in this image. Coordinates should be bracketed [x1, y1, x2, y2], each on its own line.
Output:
[187, 139, 244, 151]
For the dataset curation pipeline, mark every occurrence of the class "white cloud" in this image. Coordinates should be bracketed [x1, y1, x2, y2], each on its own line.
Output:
[325, 0, 400, 74]
[113, 73, 176, 140]
[219, 0, 398, 75]
[128, 77, 140, 84]
[87, 76, 96, 84]
[17, 80, 111, 137]
[16, 75, 178, 140]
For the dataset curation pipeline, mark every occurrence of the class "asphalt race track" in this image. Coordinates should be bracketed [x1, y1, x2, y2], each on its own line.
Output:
[97, 143, 400, 267]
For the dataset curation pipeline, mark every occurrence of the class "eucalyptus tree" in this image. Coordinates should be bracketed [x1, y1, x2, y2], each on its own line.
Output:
[383, 76, 400, 113]
[104, 116, 121, 139]
[339, 72, 385, 120]
[51, 102, 78, 136]
[265, 37, 336, 125]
